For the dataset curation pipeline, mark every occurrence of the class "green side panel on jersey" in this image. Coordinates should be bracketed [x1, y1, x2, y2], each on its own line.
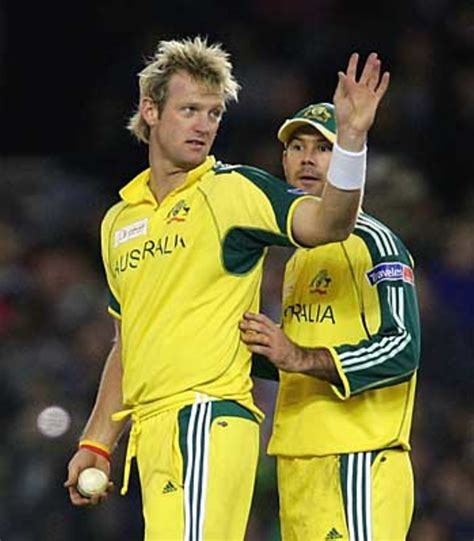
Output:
[215, 164, 301, 233]
[251, 354, 280, 381]
[108, 289, 121, 316]
[222, 227, 292, 274]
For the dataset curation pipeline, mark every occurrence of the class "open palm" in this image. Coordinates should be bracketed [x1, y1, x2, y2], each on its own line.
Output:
[333, 52, 390, 136]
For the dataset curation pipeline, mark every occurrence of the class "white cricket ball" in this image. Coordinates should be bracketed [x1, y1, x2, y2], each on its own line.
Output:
[77, 467, 109, 497]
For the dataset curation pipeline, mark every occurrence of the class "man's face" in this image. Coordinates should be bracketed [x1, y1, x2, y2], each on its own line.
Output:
[282, 128, 333, 197]
[150, 71, 225, 170]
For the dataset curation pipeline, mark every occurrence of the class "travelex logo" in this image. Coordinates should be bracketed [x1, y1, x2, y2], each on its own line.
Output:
[366, 262, 414, 287]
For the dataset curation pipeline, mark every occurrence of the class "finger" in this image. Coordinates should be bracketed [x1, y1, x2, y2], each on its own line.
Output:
[240, 318, 274, 334]
[359, 52, 378, 84]
[345, 52, 359, 81]
[239, 320, 264, 333]
[375, 71, 390, 100]
[89, 494, 102, 506]
[68, 485, 94, 506]
[246, 344, 273, 356]
[366, 58, 381, 91]
[97, 481, 114, 501]
[243, 312, 275, 326]
[333, 72, 348, 102]
[333, 74, 342, 101]
[99, 483, 114, 502]
[64, 467, 78, 488]
[241, 331, 270, 346]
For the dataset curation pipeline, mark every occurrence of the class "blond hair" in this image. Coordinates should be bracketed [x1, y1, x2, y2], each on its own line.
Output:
[127, 36, 240, 143]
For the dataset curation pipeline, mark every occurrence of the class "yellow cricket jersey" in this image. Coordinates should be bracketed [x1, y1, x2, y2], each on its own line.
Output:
[267, 212, 421, 456]
[101, 156, 310, 420]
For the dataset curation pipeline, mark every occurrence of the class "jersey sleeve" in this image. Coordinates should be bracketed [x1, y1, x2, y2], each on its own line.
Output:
[329, 214, 421, 399]
[100, 205, 122, 320]
[213, 164, 315, 274]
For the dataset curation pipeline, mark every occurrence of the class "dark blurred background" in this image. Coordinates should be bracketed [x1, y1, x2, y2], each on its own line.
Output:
[0, 0, 473, 539]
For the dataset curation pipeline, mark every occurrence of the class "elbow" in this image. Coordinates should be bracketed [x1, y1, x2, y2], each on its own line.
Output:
[325, 214, 358, 243]
[304, 226, 352, 248]
[406, 337, 421, 371]
[321, 223, 353, 244]
[331, 226, 352, 242]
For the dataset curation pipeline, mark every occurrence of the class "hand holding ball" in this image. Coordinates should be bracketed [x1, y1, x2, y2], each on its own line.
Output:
[77, 467, 109, 498]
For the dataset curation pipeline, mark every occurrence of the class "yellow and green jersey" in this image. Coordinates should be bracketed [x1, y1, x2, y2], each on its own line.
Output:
[267, 212, 421, 456]
[101, 156, 311, 420]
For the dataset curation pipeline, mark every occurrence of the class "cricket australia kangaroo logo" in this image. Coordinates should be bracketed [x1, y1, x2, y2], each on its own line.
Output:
[166, 200, 190, 224]
[304, 104, 332, 123]
[309, 269, 332, 294]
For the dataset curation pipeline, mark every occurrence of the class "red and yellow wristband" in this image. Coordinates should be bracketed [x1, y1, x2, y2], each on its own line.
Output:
[79, 439, 111, 462]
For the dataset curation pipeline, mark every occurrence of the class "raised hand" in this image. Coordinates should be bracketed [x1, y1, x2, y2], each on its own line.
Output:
[333, 52, 390, 150]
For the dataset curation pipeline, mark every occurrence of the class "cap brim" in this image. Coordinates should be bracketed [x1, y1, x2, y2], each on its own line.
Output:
[277, 119, 336, 144]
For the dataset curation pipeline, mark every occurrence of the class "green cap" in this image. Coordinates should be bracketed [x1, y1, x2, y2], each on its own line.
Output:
[277, 102, 336, 144]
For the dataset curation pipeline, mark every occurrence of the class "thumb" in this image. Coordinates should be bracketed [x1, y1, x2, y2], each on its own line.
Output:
[64, 464, 80, 488]
[64, 476, 74, 488]
[333, 72, 347, 101]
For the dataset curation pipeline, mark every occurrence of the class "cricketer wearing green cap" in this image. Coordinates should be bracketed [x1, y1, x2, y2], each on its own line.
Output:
[242, 102, 421, 540]
[277, 102, 337, 144]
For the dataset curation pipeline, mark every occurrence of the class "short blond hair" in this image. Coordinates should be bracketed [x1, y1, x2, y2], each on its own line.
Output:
[127, 36, 240, 143]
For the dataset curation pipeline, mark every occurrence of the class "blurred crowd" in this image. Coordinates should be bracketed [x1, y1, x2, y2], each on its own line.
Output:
[0, 0, 473, 539]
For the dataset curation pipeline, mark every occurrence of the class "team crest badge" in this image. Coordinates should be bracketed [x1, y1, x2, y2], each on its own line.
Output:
[309, 269, 332, 294]
[166, 200, 190, 224]
[303, 105, 332, 123]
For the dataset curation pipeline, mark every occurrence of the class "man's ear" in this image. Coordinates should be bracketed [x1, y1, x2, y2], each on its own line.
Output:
[139, 97, 159, 127]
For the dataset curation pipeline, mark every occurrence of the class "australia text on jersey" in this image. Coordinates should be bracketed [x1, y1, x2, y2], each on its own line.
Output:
[112, 234, 186, 276]
[283, 303, 336, 324]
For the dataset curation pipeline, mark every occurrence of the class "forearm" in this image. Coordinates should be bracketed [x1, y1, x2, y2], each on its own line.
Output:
[308, 135, 368, 244]
[284, 345, 341, 385]
[318, 182, 361, 242]
[337, 126, 366, 152]
[81, 340, 126, 449]
[292, 190, 360, 247]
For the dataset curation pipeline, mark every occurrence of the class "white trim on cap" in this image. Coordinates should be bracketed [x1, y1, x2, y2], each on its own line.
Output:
[277, 119, 336, 144]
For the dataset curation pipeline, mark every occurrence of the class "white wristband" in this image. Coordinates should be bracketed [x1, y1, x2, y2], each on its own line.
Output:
[327, 142, 367, 191]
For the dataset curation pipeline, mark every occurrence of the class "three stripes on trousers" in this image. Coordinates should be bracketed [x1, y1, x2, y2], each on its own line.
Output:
[342, 451, 374, 541]
[184, 396, 213, 541]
